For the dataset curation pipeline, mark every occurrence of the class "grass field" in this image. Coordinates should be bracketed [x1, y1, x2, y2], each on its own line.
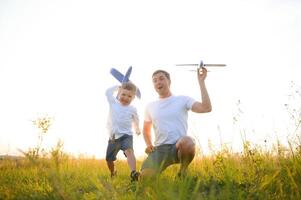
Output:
[1, 140, 301, 200]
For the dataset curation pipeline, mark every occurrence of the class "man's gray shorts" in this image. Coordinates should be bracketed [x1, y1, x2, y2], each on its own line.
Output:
[106, 134, 133, 161]
[141, 144, 179, 173]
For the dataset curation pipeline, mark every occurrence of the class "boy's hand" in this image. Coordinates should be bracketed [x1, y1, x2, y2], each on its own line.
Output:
[135, 131, 141, 136]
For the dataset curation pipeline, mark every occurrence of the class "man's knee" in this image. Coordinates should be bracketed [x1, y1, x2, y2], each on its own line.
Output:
[140, 168, 157, 180]
[176, 136, 196, 155]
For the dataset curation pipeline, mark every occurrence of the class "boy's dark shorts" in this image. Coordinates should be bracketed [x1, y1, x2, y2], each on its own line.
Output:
[141, 143, 179, 173]
[106, 134, 133, 161]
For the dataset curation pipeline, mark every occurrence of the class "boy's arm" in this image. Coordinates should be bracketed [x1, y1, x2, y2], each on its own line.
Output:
[105, 85, 119, 103]
[132, 110, 141, 135]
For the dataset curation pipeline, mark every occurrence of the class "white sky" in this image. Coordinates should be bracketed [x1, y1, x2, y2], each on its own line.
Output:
[1, 0, 300, 159]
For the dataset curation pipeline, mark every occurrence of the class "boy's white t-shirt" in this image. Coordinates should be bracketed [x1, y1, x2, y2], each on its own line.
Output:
[144, 95, 196, 146]
[106, 86, 139, 139]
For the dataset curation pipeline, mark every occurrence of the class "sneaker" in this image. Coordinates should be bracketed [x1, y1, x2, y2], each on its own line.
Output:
[176, 171, 187, 179]
[130, 170, 140, 182]
[111, 171, 117, 178]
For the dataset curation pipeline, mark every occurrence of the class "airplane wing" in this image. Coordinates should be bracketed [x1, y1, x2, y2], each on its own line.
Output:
[122, 66, 132, 83]
[110, 68, 124, 83]
[110, 67, 141, 99]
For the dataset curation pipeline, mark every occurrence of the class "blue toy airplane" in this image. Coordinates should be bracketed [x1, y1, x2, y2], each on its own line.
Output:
[110, 66, 141, 99]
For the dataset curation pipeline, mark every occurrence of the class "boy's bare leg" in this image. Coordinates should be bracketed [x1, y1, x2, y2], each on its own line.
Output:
[106, 161, 116, 177]
[124, 149, 136, 171]
[125, 149, 141, 181]
[176, 136, 196, 177]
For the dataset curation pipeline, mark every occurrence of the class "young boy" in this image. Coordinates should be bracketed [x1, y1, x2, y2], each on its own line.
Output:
[105, 82, 141, 181]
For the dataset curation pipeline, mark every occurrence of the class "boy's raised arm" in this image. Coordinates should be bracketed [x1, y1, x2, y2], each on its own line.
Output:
[132, 110, 141, 135]
[105, 85, 119, 103]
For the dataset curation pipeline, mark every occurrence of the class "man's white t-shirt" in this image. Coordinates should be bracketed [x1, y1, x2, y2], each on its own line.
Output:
[144, 95, 196, 146]
[106, 86, 139, 139]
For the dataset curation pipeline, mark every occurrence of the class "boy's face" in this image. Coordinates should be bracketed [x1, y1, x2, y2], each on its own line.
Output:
[118, 88, 135, 106]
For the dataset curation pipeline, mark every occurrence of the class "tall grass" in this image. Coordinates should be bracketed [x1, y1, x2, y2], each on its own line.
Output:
[1, 139, 301, 200]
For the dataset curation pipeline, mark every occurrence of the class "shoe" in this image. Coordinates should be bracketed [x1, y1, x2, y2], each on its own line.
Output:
[111, 171, 117, 178]
[130, 170, 140, 182]
[176, 171, 187, 179]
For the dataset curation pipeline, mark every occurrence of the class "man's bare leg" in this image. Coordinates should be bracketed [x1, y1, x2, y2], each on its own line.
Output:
[140, 168, 157, 180]
[176, 136, 196, 177]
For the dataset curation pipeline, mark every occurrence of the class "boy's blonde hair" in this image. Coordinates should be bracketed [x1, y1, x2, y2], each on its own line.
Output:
[120, 82, 137, 93]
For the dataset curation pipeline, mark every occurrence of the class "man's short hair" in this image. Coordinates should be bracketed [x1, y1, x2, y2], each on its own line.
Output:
[121, 82, 137, 93]
[152, 70, 170, 81]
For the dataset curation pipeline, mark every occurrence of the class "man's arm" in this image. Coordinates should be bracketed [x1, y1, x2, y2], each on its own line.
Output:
[191, 67, 212, 113]
[143, 121, 154, 153]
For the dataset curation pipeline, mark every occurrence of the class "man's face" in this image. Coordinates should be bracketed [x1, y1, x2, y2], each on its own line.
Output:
[152, 72, 171, 96]
[118, 88, 135, 106]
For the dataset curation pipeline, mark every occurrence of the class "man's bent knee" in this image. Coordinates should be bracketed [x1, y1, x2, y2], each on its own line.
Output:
[140, 168, 157, 180]
[176, 136, 196, 154]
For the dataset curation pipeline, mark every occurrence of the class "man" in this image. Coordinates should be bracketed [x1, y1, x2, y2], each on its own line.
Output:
[141, 67, 212, 178]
